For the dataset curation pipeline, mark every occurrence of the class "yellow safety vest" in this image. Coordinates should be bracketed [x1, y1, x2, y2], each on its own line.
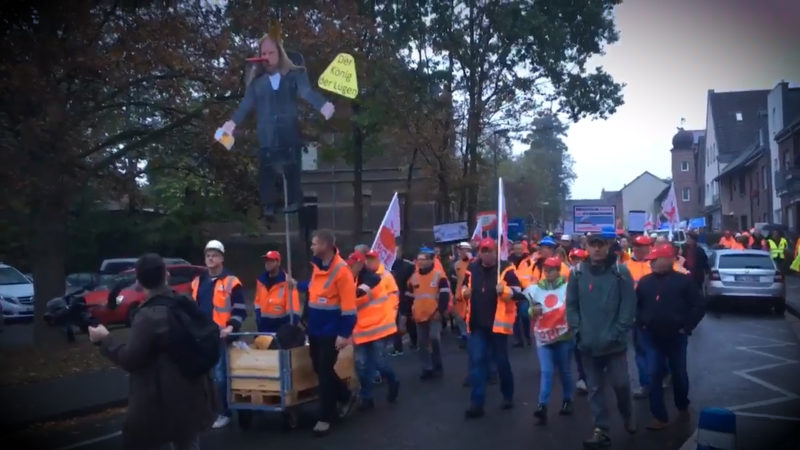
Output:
[768, 238, 788, 260]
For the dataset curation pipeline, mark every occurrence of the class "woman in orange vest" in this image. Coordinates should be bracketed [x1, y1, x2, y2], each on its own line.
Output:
[253, 250, 301, 333]
[461, 238, 524, 418]
[346, 252, 400, 410]
[524, 257, 575, 424]
[406, 248, 451, 379]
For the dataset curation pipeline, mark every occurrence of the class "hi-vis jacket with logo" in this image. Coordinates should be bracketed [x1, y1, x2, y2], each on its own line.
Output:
[307, 252, 357, 338]
[406, 266, 451, 323]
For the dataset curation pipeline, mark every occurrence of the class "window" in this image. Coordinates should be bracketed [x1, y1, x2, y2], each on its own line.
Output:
[680, 161, 689, 172]
[682, 187, 691, 202]
[736, 112, 743, 121]
[719, 254, 774, 270]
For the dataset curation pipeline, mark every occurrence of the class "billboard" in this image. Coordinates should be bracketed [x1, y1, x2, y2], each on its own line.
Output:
[627, 210, 647, 233]
[573, 205, 616, 233]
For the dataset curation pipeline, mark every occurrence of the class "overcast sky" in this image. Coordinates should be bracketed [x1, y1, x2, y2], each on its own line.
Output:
[564, 0, 800, 199]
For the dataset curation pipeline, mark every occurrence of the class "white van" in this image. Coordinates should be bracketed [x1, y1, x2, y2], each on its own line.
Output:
[0, 263, 34, 320]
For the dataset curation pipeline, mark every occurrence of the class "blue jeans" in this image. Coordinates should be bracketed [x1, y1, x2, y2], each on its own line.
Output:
[635, 328, 670, 389]
[536, 339, 574, 405]
[639, 329, 690, 422]
[513, 299, 531, 344]
[355, 338, 397, 401]
[213, 343, 230, 417]
[468, 328, 513, 408]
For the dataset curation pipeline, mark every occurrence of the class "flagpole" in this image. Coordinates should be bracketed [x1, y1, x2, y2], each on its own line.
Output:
[372, 192, 398, 250]
[497, 178, 502, 278]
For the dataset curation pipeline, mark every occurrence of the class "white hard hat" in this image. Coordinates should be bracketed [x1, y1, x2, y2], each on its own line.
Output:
[457, 242, 472, 249]
[561, 234, 572, 241]
[205, 240, 225, 254]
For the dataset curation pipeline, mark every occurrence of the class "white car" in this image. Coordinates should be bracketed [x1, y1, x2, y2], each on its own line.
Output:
[0, 263, 35, 320]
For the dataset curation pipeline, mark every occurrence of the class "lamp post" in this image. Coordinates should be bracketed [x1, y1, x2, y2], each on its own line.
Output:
[540, 201, 550, 229]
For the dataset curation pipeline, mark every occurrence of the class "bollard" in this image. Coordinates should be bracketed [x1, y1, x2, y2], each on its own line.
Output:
[696, 408, 736, 450]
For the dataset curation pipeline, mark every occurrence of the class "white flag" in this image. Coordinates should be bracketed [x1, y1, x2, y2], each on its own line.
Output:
[661, 182, 680, 227]
[498, 178, 509, 261]
[644, 213, 654, 231]
[371, 192, 401, 269]
[470, 221, 482, 244]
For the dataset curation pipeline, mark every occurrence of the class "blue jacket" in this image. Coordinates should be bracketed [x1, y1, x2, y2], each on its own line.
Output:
[194, 269, 247, 331]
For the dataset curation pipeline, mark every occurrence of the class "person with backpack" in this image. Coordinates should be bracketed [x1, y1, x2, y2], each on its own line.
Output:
[191, 240, 247, 429]
[566, 227, 637, 448]
[89, 254, 217, 450]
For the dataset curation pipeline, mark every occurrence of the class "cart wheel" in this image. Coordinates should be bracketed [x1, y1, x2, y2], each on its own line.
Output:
[282, 409, 299, 430]
[237, 410, 253, 430]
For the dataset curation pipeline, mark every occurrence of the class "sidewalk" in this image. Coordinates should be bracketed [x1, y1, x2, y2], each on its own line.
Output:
[0, 368, 128, 430]
[785, 274, 800, 318]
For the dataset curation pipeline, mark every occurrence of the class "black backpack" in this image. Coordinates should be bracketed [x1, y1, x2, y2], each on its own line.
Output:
[143, 294, 221, 379]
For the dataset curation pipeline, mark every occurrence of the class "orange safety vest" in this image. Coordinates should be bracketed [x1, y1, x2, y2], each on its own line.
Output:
[531, 260, 571, 283]
[625, 259, 652, 288]
[374, 263, 399, 312]
[730, 241, 745, 250]
[191, 274, 242, 328]
[514, 257, 534, 289]
[353, 274, 397, 345]
[254, 273, 301, 320]
[307, 254, 357, 318]
[453, 258, 472, 319]
[464, 265, 517, 335]
[618, 251, 631, 263]
[673, 260, 689, 274]
[719, 236, 735, 249]
[409, 268, 450, 323]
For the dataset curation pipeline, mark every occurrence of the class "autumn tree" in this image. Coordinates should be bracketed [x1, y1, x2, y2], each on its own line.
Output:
[377, 0, 624, 230]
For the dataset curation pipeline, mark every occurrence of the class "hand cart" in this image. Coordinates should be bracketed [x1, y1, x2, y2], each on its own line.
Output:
[225, 332, 357, 430]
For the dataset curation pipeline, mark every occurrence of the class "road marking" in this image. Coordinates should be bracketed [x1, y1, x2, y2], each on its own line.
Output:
[735, 412, 800, 422]
[54, 431, 121, 450]
[726, 334, 800, 421]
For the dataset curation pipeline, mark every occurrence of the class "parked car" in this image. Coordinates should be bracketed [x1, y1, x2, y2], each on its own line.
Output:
[66, 272, 101, 290]
[86, 265, 205, 326]
[0, 263, 35, 321]
[99, 257, 191, 275]
[705, 249, 785, 315]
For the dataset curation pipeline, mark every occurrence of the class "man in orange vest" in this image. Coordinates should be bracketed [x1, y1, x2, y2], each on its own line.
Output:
[254, 250, 300, 332]
[406, 247, 451, 380]
[191, 240, 247, 429]
[306, 229, 358, 437]
[451, 242, 474, 347]
[509, 241, 532, 348]
[624, 235, 657, 400]
[718, 230, 735, 249]
[461, 237, 524, 418]
[346, 252, 400, 411]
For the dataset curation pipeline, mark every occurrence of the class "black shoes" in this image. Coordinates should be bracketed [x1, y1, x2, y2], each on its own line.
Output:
[559, 400, 573, 416]
[534, 404, 547, 424]
[464, 407, 485, 419]
[387, 380, 400, 403]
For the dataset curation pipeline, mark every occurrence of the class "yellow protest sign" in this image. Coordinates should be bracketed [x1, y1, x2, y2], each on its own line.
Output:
[318, 53, 358, 99]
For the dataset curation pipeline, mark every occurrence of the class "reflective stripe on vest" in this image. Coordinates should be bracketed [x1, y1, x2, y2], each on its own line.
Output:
[308, 261, 348, 311]
[493, 319, 514, 333]
[214, 276, 235, 314]
[357, 293, 390, 311]
[352, 321, 397, 340]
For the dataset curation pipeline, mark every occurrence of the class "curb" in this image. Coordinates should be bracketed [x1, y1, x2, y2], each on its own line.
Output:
[0, 398, 128, 432]
[785, 301, 800, 321]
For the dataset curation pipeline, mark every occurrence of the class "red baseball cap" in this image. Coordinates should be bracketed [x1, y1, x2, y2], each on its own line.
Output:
[544, 257, 562, 269]
[261, 250, 281, 262]
[479, 237, 496, 250]
[632, 235, 653, 247]
[646, 243, 675, 261]
[346, 252, 366, 265]
[569, 248, 588, 259]
[365, 250, 379, 259]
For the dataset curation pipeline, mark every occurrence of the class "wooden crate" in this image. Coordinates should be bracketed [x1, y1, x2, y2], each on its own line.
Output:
[229, 344, 356, 406]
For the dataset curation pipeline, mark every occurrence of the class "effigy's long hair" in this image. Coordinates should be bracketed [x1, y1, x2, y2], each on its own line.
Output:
[245, 20, 305, 87]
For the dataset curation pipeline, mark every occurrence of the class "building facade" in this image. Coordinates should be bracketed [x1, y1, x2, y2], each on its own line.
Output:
[670, 128, 706, 221]
[620, 172, 668, 228]
[715, 137, 773, 231]
[767, 81, 800, 223]
[702, 89, 770, 230]
[775, 117, 800, 231]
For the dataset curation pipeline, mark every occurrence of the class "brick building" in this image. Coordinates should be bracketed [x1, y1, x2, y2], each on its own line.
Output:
[670, 128, 706, 221]
[775, 116, 800, 230]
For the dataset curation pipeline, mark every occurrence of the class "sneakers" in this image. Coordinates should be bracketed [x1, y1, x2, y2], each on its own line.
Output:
[338, 393, 359, 419]
[583, 428, 611, 448]
[464, 406, 485, 419]
[576, 379, 588, 395]
[534, 404, 547, 425]
[633, 386, 649, 399]
[387, 380, 400, 403]
[312, 420, 331, 437]
[559, 400, 573, 416]
[212, 415, 231, 429]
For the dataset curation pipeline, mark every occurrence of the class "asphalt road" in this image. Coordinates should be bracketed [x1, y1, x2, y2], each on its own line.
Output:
[9, 304, 800, 450]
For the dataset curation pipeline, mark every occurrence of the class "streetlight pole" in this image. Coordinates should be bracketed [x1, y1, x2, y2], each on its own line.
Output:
[540, 201, 550, 230]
